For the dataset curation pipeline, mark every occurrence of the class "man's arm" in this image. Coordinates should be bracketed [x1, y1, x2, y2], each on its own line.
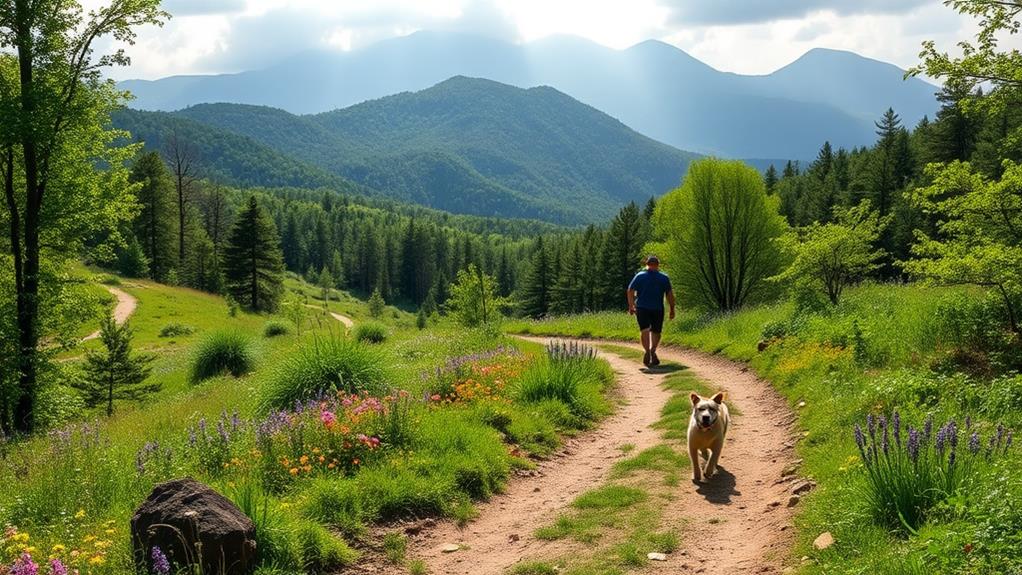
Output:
[627, 289, 637, 314]
[667, 290, 676, 320]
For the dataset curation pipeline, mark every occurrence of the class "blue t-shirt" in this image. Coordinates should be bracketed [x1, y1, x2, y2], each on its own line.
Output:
[628, 270, 673, 310]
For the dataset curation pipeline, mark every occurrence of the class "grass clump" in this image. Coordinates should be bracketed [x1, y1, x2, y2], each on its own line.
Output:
[190, 330, 255, 382]
[514, 357, 612, 425]
[262, 319, 291, 338]
[259, 336, 385, 411]
[159, 322, 196, 338]
[382, 532, 407, 564]
[354, 321, 388, 344]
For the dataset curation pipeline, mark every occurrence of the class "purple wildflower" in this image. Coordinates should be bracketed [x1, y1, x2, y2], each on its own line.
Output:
[231, 410, 241, 432]
[907, 428, 921, 463]
[1006, 430, 1014, 454]
[923, 415, 933, 443]
[10, 553, 38, 575]
[49, 559, 67, 575]
[188, 425, 196, 447]
[855, 423, 870, 466]
[198, 418, 207, 439]
[151, 546, 171, 575]
[936, 424, 947, 454]
[969, 431, 980, 455]
[867, 414, 876, 439]
[996, 424, 1005, 449]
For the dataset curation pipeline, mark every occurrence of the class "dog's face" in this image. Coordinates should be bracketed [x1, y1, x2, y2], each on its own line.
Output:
[690, 392, 726, 429]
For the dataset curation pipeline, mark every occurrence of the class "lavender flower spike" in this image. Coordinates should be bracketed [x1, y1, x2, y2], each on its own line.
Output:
[969, 431, 980, 455]
[151, 546, 171, 575]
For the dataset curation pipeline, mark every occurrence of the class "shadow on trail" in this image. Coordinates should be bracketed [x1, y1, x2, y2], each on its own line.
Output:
[640, 363, 686, 374]
[694, 466, 740, 505]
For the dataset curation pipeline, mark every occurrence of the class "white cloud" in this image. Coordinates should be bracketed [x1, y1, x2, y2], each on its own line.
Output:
[90, 0, 1022, 81]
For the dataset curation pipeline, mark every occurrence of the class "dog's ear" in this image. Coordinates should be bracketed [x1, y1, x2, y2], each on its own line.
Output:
[690, 392, 701, 406]
[711, 392, 726, 404]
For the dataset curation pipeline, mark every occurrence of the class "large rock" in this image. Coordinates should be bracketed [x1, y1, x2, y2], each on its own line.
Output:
[131, 478, 256, 575]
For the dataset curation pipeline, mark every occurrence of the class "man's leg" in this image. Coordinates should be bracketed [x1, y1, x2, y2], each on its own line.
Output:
[641, 328, 651, 351]
[651, 331, 661, 352]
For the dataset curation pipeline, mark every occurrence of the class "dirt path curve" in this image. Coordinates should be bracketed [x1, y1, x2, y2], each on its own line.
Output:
[392, 337, 800, 575]
[304, 304, 355, 329]
[83, 286, 138, 341]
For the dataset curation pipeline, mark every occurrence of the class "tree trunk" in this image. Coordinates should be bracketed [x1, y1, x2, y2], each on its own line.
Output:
[13, 0, 41, 433]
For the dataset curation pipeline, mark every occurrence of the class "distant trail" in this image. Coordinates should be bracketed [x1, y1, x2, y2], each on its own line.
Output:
[83, 286, 137, 341]
[304, 304, 354, 329]
[368, 337, 800, 575]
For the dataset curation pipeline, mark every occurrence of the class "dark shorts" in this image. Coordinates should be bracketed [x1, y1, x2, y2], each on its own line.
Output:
[635, 308, 665, 333]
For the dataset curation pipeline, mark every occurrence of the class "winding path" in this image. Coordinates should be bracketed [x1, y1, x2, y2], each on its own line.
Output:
[380, 338, 801, 574]
[304, 303, 355, 329]
[83, 286, 138, 341]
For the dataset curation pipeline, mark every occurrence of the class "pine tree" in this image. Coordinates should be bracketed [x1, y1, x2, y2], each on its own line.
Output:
[329, 250, 345, 289]
[928, 80, 980, 163]
[368, 288, 386, 317]
[643, 197, 657, 221]
[599, 202, 645, 309]
[129, 152, 177, 282]
[223, 196, 285, 312]
[76, 312, 157, 416]
[550, 241, 584, 314]
[519, 236, 552, 318]
[764, 165, 778, 194]
[118, 235, 150, 279]
[317, 266, 334, 302]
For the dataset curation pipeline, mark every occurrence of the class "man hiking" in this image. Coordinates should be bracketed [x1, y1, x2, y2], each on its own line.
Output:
[627, 255, 676, 366]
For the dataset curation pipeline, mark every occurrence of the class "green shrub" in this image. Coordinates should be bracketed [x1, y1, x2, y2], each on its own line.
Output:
[190, 330, 255, 382]
[95, 273, 122, 286]
[159, 322, 196, 338]
[259, 336, 385, 411]
[301, 478, 364, 535]
[934, 292, 1020, 374]
[514, 359, 611, 424]
[263, 320, 291, 338]
[33, 382, 86, 430]
[354, 322, 388, 344]
[294, 518, 357, 572]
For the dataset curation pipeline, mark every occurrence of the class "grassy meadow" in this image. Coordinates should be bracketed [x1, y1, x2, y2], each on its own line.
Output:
[1, 273, 617, 575]
[508, 283, 1022, 574]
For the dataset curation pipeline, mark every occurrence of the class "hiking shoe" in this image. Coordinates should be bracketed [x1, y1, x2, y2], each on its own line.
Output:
[643, 350, 652, 366]
[650, 351, 661, 366]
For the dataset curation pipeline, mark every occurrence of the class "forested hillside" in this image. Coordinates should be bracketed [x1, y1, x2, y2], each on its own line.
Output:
[119, 31, 937, 159]
[117, 77, 699, 224]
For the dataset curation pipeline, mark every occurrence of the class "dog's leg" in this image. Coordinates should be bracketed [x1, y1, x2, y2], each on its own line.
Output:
[689, 443, 702, 482]
[705, 442, 723, 478]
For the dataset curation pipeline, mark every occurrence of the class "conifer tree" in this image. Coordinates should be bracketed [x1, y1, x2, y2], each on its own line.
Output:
[129, 152, 177, 282]
[764, 165, 778, 194]
[76, 313, 157, 417]
[223, 196, 285, 312]
[519, 236, 552, 318]
[599, 202, 645, 309]
[550, 241, 584, 314]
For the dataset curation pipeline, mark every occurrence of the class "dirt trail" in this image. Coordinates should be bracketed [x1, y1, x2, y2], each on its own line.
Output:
[304, 304, 355, 329]
[83, 286, 138, 341]
[384, 337, 800, 575]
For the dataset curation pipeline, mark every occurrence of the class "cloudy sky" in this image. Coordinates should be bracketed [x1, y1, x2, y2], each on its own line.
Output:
[90, 0, 1002, 80]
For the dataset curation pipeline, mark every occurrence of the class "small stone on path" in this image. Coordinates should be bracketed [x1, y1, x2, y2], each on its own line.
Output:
[648, 553, 668, 561]
[441, 543, 461, 553]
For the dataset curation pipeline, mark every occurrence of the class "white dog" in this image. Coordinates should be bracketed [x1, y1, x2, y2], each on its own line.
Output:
[687, 391, 730, 482]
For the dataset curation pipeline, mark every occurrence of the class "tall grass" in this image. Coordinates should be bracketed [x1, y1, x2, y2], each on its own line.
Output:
[258, 336, 385, 412]
[514, 353, 612, 424]
[190, 330, 256, 382]
[353, 322, 388, 344]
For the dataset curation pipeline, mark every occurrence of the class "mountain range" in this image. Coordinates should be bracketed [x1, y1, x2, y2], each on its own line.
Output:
[114, 76, 699, 224]
[120, 31, 939, 160]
